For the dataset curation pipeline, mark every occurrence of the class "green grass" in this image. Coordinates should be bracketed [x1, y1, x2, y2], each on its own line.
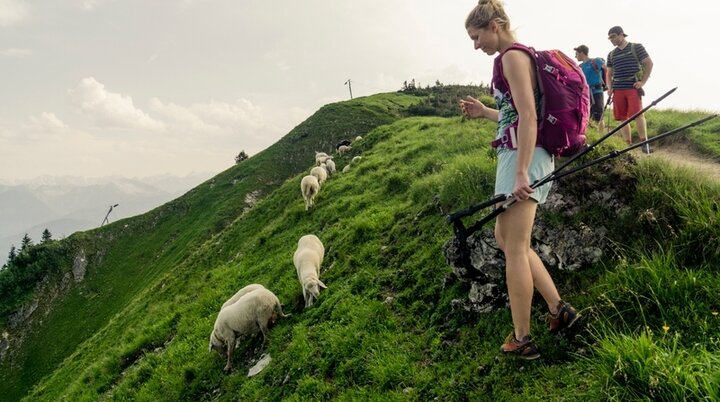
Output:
[2, 87, 720, 401]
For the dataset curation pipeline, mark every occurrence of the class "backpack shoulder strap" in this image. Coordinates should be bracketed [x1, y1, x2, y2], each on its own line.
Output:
[493, 43, 536, 97]
[629, 43, 641, 65]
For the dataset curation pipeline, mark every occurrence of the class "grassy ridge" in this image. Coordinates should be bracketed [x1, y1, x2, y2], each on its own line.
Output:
[0, 93, 420, 401]
[23, 101, 720, 401]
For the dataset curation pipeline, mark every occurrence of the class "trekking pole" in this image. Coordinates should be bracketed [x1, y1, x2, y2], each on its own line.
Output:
[447, 87, 677, 224]
[548, 114, 718, 183]
[464, 113, 717, 233]
[602, 93, 613, 132]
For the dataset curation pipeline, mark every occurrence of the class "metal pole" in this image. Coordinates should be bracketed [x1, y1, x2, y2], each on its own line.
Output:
[101, 204, 119, 226]
[345, 79, 353, 99]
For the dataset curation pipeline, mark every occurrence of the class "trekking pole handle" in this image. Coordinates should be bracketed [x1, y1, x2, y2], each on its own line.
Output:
[446, 193, 512, 222]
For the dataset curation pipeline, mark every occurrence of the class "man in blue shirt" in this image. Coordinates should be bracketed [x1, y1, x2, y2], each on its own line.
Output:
[574, 45, 606, 133]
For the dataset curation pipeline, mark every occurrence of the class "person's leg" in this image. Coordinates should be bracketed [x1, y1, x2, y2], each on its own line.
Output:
[627, 91, 647, 141]
[613, 90, 632, 144]
[596, 92, 606, 132]
[528, 248, 561, 313]
[496, 200, 537, 339]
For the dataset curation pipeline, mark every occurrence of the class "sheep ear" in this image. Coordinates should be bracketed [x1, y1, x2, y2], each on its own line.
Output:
[317, 280, 327, 289]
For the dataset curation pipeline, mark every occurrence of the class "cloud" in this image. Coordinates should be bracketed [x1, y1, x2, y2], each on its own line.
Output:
[0, 48, 31, 57]
[71, 77, 165, 131]
[149, 98, 266, 136]
[0, 0, 27, 27]
[28, 112, 68, 133]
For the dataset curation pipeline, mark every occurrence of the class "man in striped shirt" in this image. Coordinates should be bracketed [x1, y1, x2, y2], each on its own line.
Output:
[606, 26, 654, 153]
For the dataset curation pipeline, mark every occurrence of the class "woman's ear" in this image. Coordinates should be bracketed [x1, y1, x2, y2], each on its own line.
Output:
[489, 20, 499, 33]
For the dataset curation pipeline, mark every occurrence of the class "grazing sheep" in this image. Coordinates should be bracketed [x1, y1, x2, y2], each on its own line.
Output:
[300, 175, 320, 210]
[352, 156, 362, 163]
[293, 234, 326, 308]
[337, 145, 352, 154]
[335, 139, 351, 150]
[310, 166, 328, 186]
[221, 284, 265, 310]
[342, 165, 351, 173]
[209, 287, 290, 372]
[354, 136, 363, 142]
[315, 152, 332, 166]
[324, 159, 336, 176]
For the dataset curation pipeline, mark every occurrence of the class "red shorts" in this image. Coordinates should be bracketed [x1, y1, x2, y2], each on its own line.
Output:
[613, 89, 642, 121]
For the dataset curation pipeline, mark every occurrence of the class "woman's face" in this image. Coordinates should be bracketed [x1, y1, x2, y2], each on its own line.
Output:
[467, 24, 498, 55]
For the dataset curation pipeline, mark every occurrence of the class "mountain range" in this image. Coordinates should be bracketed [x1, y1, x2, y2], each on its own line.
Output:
[0, 173, 214, 264]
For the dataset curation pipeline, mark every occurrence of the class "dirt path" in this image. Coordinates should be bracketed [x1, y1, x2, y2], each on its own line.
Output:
[648, 144, 720, 182]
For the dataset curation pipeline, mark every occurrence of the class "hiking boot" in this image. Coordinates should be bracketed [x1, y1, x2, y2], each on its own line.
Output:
[642, 144, 654, 154]
[549, 300, 580, 334]
[500, 333, 540, 360]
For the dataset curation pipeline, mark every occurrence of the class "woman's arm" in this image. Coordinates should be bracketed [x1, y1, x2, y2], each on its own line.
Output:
[502, 49, 537, 201]
[459, 96, 499, 122]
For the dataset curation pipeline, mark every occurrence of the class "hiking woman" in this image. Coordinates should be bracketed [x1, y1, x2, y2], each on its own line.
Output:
[458, 0, 579, 359]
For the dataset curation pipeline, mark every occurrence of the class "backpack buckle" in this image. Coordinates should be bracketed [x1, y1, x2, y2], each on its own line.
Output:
[546, 114, 558, 124]
[543, 64, 556, 74]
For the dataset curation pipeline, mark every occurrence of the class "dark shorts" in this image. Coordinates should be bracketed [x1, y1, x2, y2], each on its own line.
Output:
[590, 92, 604, 122]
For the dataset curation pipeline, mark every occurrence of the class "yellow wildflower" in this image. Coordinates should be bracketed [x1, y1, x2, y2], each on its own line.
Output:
[712, 311, 719, 316]
[662, 324, 670, 333]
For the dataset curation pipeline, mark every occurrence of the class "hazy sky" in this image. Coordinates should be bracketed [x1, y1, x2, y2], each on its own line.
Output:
[1, 0, 717, 183]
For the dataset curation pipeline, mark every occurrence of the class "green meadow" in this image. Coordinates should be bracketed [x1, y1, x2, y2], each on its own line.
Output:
[1, 86, 719, 401]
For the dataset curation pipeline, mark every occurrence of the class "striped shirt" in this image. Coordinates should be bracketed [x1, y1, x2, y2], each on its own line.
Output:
[607, 42, 649, 90]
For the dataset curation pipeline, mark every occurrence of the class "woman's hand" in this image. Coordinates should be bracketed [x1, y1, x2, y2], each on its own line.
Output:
[512, 172, 534, 201]
[459, 96, 486, 119]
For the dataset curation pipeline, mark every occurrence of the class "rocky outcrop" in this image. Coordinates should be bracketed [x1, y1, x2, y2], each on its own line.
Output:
[444, 156, 635, 314]
[1, 248, 88, 363]
[72, 249, 88, 282]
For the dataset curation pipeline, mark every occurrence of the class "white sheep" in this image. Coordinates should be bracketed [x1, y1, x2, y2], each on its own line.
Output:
[354, 136, 363, 142]
[221, 284, 264, 310]
[293, 234, 326, 308]
[300, 175, 320, 210]
[337, 145, 351, 154]
[324, 159, 336, 176]
[310, 165, 328, 186]
[342, 165, 351, 173]
[352, 156, 362, 163]
[315, 152, 332, 166]
[209, 287, 290, 372]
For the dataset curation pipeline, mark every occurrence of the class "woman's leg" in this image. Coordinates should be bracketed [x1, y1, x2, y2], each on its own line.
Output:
[495, 200, 537, 339]
[528, 249, 561, 314]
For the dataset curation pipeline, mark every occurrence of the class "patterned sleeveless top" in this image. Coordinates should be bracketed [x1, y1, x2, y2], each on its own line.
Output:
[492, 85, 541, 153]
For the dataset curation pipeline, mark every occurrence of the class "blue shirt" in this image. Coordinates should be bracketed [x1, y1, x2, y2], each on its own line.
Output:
[580, 58, 605, 94]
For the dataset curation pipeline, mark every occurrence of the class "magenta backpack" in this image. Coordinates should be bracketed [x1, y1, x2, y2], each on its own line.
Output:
[491, 43, 589, 156]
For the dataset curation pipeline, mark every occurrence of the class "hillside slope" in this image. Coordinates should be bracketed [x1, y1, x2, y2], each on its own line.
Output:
[4, 88, 720, 401]
[0, 93, 420, 401]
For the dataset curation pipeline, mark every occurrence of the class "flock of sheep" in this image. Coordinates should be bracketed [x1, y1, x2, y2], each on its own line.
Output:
[300, 140, 359, 210]
[209, 136, 362, 372]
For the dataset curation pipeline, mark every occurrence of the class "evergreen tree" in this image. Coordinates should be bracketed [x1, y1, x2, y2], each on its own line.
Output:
[235, 150, 249, 164]
[41, 228, 52, 243]
[20, 233, 33, 251]
[7, 245, 17, 263]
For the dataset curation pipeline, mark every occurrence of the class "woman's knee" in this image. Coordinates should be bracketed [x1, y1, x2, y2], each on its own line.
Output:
[494, 225, 505, 251]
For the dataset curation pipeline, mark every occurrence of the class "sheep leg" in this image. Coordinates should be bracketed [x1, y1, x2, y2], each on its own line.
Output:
[258, 320, 269, 349]
[224, 336, 236, 372]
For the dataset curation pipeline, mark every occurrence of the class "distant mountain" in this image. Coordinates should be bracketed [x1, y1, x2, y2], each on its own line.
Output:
[0, 172, 215, 263]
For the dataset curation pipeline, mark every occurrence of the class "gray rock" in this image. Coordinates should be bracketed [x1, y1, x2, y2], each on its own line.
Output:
[247, 353, 272, 377]
[72, 249, 88, 282]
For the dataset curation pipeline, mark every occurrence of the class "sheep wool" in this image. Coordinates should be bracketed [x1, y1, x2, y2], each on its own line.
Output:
[209, 287, 290, 372]
[300, 175, 320, 210]
[220, 283, 265, 310]
[293, 234, 327, 308]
